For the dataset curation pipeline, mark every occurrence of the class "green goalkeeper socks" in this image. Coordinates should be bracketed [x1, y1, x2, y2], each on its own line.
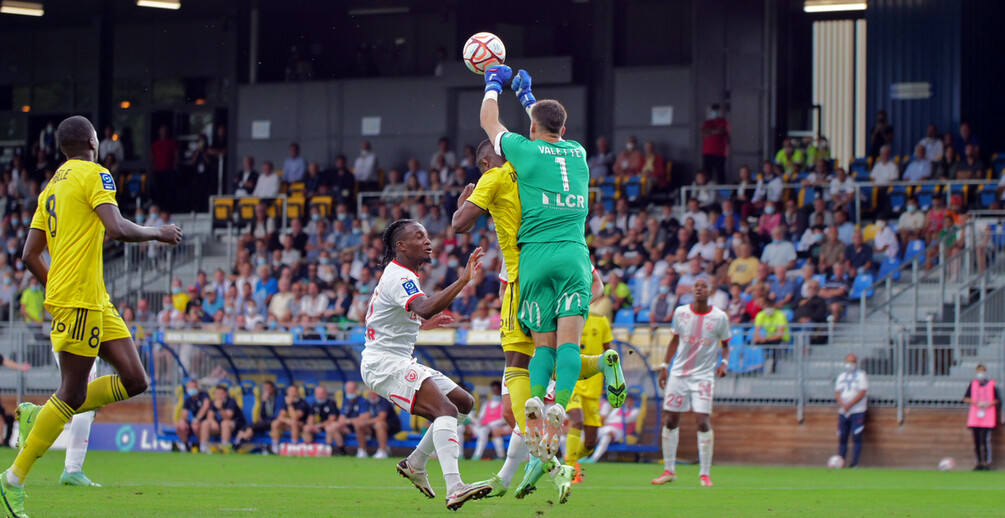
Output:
[553, 343, 581, 408]
[529, 346, 557, 400]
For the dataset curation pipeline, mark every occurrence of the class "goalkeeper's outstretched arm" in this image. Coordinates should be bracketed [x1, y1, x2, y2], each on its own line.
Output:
[480, 65, 512, 143]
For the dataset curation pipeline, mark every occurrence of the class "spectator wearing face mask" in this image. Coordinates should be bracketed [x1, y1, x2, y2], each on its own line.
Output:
[897, 199, 926, 244]
[613, 136, 644, 177]
[871, 217, 900, 264]
[834, 354, 868, 468]
[964, 364, 1000, 471]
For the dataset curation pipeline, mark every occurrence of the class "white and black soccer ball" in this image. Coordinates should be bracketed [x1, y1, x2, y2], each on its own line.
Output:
[827, 455, 845, 469]
[938, 457, 956, 471]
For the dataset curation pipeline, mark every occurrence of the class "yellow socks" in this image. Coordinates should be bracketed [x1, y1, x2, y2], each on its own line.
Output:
[503, 366, 530, 432]
[580, 355, 602, 380]
[11, 396, 73, 483]
[77, 375, 128, 413]
[565, 427, 583, 464]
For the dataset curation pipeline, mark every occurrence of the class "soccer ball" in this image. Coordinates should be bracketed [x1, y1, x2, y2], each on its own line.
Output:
[938, 457, 957, 471]
[827, 455, 845, 469]
[462, 32, 506, 75]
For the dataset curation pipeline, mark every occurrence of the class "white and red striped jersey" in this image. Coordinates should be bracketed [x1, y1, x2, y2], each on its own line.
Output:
[362, 260, 425, 362]
[669, 304, 731, 378]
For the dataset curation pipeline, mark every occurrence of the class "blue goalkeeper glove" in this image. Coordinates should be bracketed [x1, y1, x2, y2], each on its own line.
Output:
[484, 65, 513, 94]
[511, 69, 536, 109]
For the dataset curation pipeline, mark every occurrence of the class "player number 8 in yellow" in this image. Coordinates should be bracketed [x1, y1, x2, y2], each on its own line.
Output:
[45, 194, 57, 237]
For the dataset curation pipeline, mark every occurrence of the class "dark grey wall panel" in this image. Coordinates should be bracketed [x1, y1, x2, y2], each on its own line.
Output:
[612, 67, 694, 176]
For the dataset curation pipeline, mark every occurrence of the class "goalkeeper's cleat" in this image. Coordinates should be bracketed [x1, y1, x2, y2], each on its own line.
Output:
[444, 482, 492, 511]
[542, 404, 566, 459]
[514, 457, 546, 499]
[523, 397, 545, 459]
[483, 474, 507, 498]
[59, 471, 101, 487]
[14, 403, 40, 452]
[396, 459, 435, 499]
[571, 463, 583, 484]
[551, 464, 574, 504]
[600, 350, 627, 408]
[699, 475, 714, 487]
[0, 470, 27, 518]
[651, 470, 677, 485]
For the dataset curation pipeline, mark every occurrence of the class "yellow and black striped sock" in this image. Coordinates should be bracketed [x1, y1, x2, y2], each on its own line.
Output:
[11, 395, 73, 483]
[76, 375, 129, 414]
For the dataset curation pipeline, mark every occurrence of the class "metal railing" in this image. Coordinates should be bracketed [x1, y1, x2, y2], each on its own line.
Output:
[103, 239, 203, 309]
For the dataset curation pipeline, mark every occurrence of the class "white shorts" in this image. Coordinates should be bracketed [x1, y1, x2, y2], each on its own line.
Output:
[662, 375, 715, 414]
[361, 356, 458, 413]
[598, 424, 626, 443]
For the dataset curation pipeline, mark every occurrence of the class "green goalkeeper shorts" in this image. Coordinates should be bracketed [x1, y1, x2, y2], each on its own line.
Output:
[516, 241, 592, 333]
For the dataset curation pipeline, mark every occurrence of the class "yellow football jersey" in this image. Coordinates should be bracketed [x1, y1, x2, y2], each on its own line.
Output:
[466, 161, 520, 283]
[574, 313, 614, 399]
[30, 159, 117, 311]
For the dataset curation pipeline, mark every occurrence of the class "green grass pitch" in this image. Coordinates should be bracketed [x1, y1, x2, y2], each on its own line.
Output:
[1, 450, 1001, 517]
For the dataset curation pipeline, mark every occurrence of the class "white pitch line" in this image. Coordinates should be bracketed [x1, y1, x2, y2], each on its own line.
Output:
[109, 482, 1004, 491]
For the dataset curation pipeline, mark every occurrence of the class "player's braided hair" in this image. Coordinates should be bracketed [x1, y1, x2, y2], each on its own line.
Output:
[380, 219, 417, 269]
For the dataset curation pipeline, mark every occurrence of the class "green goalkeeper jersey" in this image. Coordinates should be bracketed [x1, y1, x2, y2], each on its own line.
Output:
[497, 131, 589, 247]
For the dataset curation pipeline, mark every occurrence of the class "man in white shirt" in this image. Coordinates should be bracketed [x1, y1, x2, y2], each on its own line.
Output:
[752, 168, 784, 204]
[298, 282, 329, 324]
[687, 229, 716, 264]
[897, 199, 926, 243]
[917, 124, 943, 163]
[829, 168, 857, 213]
[869, 145, 899, 185]
[682, 199, 709, 231]
[760, 226, 797, 269]
[632, 261, 659, 313]
[98, 126, 124, 164]
[835, 354, 868, 468]
[282, 143, 306, 184]
[354, 141, 379, 192]
[871, 218, 900, 262]
[252, 161, 280, 198]
[902, 145, 932, 182]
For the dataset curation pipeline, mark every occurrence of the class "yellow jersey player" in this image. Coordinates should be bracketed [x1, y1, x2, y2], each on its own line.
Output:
[452, 140, 623, 502]
[564, 306, 614, 483]
[1, 115, 183, 517]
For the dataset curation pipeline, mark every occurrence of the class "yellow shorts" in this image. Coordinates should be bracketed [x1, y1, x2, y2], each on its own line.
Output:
[500, 279, 534, 356]
[48, 300, 131, 358]
[567, 392, 602, 427]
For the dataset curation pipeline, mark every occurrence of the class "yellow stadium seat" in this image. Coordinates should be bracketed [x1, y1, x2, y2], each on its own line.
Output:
[267, 198, 283, 219]
[237, 197, 259, 223]
[612, 328, 630, 343]
[230, 386, 243, 409]
[287, 195, 306, 220]
[653, 327, 674, 347]
[251, 385, 262, 423]
[289, 182, 306, 198]
[630, 328, 652, 348]
[212, 198, 234, 224]
[862, 223, 878, 242]
[310, 195, 333, 218]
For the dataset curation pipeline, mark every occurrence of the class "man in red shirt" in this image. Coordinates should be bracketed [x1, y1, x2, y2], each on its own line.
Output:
[700, 104, 730, 184]
[151, 124, 179, 210]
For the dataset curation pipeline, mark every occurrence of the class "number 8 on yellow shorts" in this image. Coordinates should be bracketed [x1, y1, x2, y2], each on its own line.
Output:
[49, 300, 131, 358]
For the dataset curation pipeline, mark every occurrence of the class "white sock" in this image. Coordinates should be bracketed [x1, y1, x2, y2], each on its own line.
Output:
[697, 430, 714, 476]
[492, 436, 505, 458]
[431, 416, 462, 492]
[64, 411, 94, 473]
[662, 427, 679, 473]
[407, 427, 436, 470]
[591, 434, 613, 462]
[6, 470, 21, 487]
[472, 427, 489, 459]
[497, 431, 527, 487]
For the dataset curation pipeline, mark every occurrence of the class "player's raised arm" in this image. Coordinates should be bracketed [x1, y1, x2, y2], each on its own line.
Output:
[409, 247, 484, 320]
[94, 204, 182, 244]
[451, 183, 483, 232]
[480, 65, 512, 142]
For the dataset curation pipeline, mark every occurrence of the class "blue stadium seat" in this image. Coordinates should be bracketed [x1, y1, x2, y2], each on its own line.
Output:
[979, 189, 996, 208]
[741, 346, 766, 373]
[993, 155, 1005, 178]
[903, 240, 925, 263]
[348, 327, 366, 344]
[850, 158, 869, 179]
[600, 177, 617, 199]
[624, 176, 643, 202]
[602, 198, 614, 212]
[636, 308, 651, 323]
[889, 187, 908, 213]
[614, 309, 635, 328]
[730, 326, 749, 345]
[718, 188, 732, 200]
[799, 187, 816, 207]
[877, 256, 901, 281]
[812, 274, 827, 286]
[849, 273, 875, 299]
[917, 192, 934, 211]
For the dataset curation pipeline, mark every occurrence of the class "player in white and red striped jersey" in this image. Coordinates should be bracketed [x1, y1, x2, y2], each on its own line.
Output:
[361, 219, 492, 511]
[652, 277, 731, 487]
